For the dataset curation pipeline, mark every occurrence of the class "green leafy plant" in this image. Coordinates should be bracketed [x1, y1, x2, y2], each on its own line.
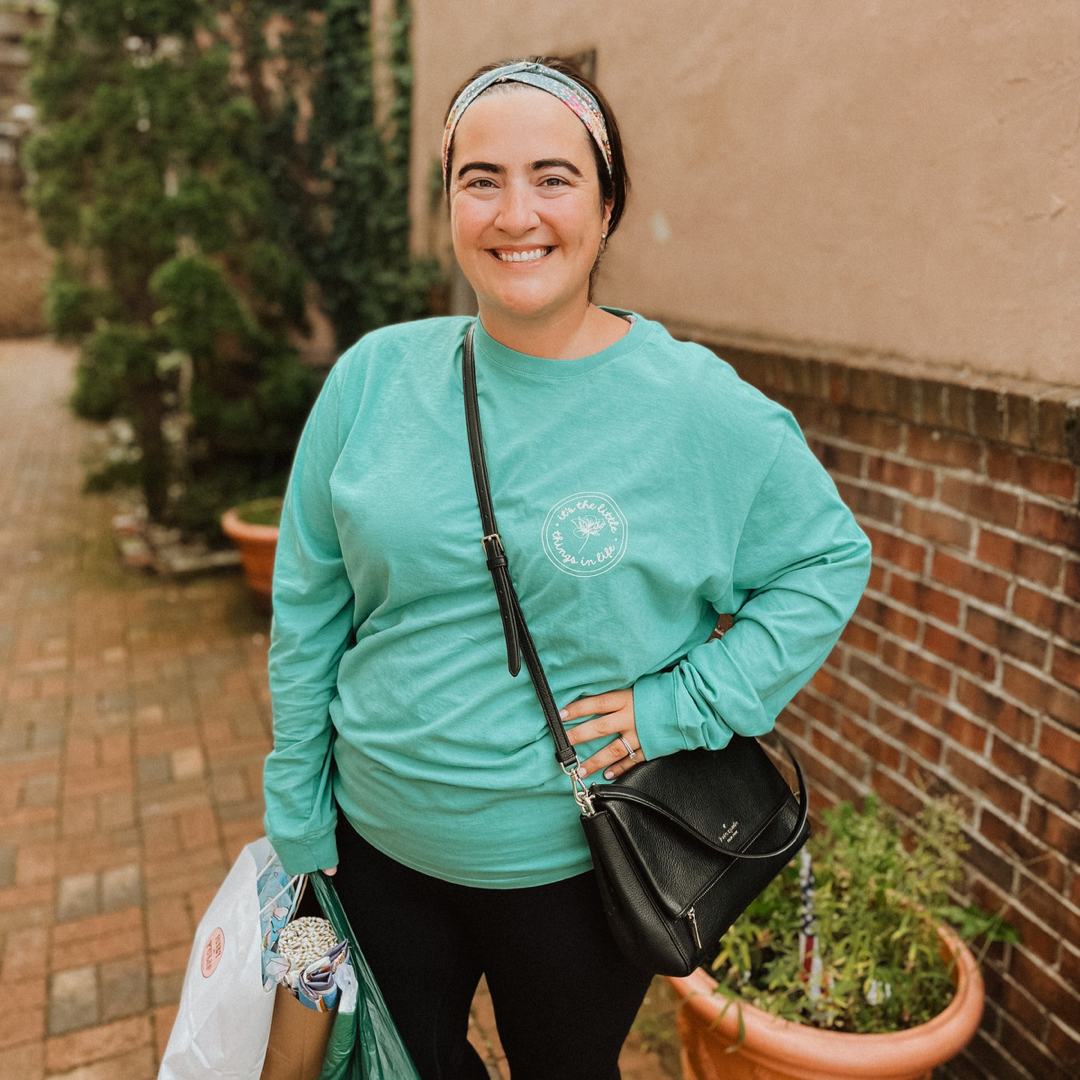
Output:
[234, 495, 283, 527]
[710, 796, 1019, 1034]
[26, 0, 317, 531]
[26, 0, 438, 536]
[225, 0, 441, 351]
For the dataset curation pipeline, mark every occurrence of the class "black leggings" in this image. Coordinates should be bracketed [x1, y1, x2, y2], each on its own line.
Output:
[331, 818, 655, 1080]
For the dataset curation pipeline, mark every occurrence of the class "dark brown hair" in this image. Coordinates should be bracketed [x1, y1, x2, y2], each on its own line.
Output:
[443, 56, 630, 238]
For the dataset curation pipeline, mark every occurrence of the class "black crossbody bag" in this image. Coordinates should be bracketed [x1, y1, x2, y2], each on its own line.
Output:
[462, 324, 810, 977]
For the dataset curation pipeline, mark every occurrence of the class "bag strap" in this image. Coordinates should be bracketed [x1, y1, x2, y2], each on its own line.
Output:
[462, 324, 579, 772]
[462, 320, 810, 860]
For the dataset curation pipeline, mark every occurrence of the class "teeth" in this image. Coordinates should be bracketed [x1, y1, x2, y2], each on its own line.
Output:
[496, 247, 551, 263]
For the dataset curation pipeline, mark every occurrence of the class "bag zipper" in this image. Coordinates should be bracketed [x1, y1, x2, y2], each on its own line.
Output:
[686, 905, 702, 949]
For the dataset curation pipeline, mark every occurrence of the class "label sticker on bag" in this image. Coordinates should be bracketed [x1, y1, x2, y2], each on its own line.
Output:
[201, 927, 225, 978]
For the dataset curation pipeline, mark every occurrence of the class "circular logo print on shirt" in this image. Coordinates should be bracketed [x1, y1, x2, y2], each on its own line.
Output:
[542, 492, 628, 577]
[201, 927, 225, 978]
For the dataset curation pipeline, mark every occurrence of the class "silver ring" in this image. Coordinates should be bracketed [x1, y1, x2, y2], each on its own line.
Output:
[617, 736, 637, 761]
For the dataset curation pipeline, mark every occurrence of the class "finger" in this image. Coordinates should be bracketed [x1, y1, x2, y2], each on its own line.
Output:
[601, 736, 646, 779]
[576, 735, 643, 779]
[322, 866, 337, 876]
[565, 712, 628, 746]
[603, 754, 643, 780]
[560, 689, 631, 722]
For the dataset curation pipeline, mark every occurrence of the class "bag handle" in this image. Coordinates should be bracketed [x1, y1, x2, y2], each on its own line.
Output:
[589, 741, 810, 861]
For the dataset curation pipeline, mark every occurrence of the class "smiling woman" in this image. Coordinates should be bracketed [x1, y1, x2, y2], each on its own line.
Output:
[448, 89, 616, 355]
[262, 55, 873, 1080]
[443, 58, 630, 358]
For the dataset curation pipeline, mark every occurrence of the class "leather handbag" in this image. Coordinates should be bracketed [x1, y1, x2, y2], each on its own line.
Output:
[461, 324, 810, 977]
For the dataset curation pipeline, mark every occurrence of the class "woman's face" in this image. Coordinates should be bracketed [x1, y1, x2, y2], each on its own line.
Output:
[448, 88, 612, 332]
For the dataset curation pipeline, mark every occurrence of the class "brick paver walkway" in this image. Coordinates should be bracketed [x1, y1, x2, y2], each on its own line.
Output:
[0, 339, 677, 1080]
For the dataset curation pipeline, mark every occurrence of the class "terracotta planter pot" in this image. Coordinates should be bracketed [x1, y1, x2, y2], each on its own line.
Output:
[666, 925, 984, 1080]
[221, 507, 279, 608]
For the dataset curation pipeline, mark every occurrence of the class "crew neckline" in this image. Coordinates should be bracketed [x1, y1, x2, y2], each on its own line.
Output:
[472, 308, 648, 378]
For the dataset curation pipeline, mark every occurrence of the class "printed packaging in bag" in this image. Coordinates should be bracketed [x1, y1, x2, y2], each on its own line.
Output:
[159, 838, 289, 1080]
[260, 916, 351, 1080]
[274, 917, 349, 1011]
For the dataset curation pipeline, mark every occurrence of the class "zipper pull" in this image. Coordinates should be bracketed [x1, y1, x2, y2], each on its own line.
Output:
[686, 906, 702, 949]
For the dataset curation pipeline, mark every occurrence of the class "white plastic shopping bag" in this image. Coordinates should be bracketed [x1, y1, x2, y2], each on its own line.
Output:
[159, 837, 296, 1080]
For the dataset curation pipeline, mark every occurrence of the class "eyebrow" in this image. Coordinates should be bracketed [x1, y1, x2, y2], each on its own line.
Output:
[531, 158, 583, 176]
[455, 158, 584, 180]
[455, 161, 500, 179]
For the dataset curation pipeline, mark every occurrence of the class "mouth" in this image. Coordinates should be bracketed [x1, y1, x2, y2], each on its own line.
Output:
[490, 246, 554, 263]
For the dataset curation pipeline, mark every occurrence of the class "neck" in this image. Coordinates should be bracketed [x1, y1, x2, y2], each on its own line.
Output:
[478, 303, 628, 360]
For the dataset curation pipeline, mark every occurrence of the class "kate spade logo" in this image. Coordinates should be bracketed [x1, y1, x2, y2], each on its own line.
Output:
[717, 821, 740, 845]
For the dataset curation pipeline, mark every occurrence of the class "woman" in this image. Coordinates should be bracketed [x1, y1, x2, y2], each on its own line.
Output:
[264, 57, 871, 1079]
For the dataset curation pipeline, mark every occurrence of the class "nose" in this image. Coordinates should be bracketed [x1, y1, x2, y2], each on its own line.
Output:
[494, 181, 539, 235]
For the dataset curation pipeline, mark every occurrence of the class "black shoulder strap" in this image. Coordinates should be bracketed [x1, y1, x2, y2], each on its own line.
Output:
[462, 324, 579, 770]
[462, 325, 521, 680]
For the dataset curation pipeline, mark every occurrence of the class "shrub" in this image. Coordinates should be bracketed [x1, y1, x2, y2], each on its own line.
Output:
[27, 0, 436, 535]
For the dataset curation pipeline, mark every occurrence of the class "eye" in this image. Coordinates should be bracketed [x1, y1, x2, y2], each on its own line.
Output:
[466, 176, 496, 189]
[540, 175, 569, 187]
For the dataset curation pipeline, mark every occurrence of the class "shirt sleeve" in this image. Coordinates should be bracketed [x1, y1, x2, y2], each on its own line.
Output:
[263, 364, 353, 875]
[632, 415, 871, 759]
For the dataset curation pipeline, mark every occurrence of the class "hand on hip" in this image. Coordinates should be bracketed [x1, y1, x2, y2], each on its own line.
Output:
[561, 689, 644, 780]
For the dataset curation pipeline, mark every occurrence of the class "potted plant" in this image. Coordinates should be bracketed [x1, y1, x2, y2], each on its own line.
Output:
[667, 795, 1018, 1080]
[221, 497, 283, 610]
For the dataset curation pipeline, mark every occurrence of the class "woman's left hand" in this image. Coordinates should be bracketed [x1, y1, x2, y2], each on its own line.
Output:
[561, 689, 644, 780]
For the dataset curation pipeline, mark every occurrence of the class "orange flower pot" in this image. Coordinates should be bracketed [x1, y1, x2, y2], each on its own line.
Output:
[221, 506, 279, 609]
[666, 925, 984, 1080]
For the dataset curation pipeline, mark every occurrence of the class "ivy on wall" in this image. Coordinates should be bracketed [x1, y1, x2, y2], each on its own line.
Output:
[25, 0, 435, 533]
[232, 0, 438, 350]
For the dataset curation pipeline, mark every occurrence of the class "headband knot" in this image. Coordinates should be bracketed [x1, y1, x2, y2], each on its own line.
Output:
[442, 62, 613, 187]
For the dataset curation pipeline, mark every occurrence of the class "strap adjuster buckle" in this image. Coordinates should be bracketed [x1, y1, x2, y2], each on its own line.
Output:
[481, 532, 509, 571]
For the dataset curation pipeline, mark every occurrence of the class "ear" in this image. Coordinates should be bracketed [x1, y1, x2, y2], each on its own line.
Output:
[602, 198, 614, 234]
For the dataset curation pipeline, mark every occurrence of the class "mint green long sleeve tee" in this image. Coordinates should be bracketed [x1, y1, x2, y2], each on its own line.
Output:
[263, 312, 871, 885]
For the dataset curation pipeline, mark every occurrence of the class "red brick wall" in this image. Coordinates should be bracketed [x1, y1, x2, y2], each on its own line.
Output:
[715, 343, 1080, 1080]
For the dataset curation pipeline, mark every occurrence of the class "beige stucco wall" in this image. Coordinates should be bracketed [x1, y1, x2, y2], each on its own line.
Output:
[410, 0, 1080, 386]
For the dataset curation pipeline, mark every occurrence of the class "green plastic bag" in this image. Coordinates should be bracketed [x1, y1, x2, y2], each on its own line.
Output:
[311, 872, 421, 1080]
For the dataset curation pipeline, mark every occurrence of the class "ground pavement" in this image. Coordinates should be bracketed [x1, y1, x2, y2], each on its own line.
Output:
[0, 339, 680, 1080]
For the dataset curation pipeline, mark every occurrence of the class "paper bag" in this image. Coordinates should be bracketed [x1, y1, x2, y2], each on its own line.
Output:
[259, 984, 336, 1080]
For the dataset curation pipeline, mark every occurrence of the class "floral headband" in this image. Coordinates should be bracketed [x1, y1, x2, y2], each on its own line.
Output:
[442, 62, 613, 187]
